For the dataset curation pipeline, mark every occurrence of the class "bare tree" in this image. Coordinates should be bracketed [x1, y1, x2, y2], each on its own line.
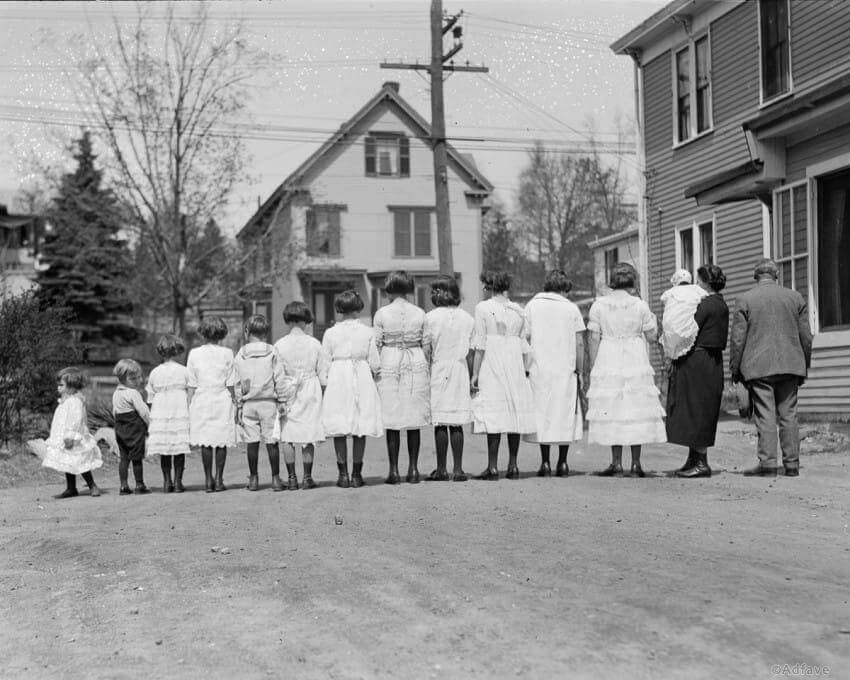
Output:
[72, 3, 267, 333]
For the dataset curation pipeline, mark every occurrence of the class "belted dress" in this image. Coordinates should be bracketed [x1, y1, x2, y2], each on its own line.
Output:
[275, 327, 329, 444]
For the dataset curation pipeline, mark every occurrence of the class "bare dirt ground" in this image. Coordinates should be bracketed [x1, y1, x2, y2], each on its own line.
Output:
[1, 418, 849, 680]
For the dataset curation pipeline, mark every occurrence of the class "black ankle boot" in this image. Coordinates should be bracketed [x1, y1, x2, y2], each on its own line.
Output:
[351, 462, 365, 488]
[285, 462, 299, 490]
[678, 449, 698, 472]
[677, 453, 711, 478]
[302, 462, 317, 489]
[337, 462, 350, 488]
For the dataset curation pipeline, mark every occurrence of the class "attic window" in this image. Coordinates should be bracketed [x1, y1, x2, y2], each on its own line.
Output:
[365, 133, 410, 178]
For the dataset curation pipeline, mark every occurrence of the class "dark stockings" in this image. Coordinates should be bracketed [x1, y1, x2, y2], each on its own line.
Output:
[435, 425, 464, 473]
[539, 444, 570, 466]
[386, 429, 421, 480]
[118, 456, 145, 489]
[485, 433, 520, 472]
[247, 442, 280, 477]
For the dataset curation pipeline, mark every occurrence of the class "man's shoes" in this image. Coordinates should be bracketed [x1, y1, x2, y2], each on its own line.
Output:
[537, 462, 551, 477]
[742, 465, 779, 476]
[784, 467, 799, 477]
[555, 462, 569, 477]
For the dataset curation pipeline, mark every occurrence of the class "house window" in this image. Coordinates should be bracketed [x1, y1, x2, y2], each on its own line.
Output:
[392, 208, 432, 258]
[760, 0, 791, 102]
[674, 35, 712, 143]
[365, 133, 410, 177]
[604, 247, 619, 284]
[305, 205, 343, 257]
[772, 183, 808, 297]
[676, 219, 715, 279]
[816, 168, 850, 331]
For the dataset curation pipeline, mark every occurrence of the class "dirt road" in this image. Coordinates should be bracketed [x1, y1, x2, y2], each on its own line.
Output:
[1, 421, 848, 679]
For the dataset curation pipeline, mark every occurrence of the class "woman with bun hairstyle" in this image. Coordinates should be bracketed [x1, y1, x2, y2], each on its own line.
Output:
[470, 270, 536, 480]
[665, 264, 729, 478]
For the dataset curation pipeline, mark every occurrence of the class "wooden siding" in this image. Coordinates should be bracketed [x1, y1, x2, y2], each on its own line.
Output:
[792, 2, 850, 87]
[785, 123, 850, 180]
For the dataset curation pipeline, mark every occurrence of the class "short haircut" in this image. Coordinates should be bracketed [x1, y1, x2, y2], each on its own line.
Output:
[384, 270, 415, 296]
[283, 301, 314, 325]
[480, 270, 511, 294]
[543, 269, 573, 294]
[609, 262, 638, 290]
[156, 334, 185, 359]
[334, 289, 364, 314]
[245, 314, 270, 338]
[58, 366, 88, 391]
[430, 276, 461, 307]
[697, 264, 727, 292]
[198, 315, 228, 342]
[753, 258, 779, 281]
[113, 358, 143, 385]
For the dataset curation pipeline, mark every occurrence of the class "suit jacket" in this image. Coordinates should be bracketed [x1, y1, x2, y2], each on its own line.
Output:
[729, 280, 813, 381]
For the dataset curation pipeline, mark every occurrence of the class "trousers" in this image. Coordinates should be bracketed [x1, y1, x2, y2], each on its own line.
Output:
[747, 374, 800, 469]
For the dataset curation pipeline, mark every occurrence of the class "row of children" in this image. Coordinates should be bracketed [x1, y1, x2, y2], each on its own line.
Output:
[33, 272, 489, 497]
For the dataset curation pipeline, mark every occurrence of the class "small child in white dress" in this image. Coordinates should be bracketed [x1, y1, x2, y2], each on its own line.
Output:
[660, 269, 708, 359]
[274, 301, 329, 491]
[146, 334, 191, 493]
[29, 367, 102, 499]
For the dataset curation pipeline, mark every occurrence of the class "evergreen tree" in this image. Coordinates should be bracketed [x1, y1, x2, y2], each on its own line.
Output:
[37, 131, 137, 351]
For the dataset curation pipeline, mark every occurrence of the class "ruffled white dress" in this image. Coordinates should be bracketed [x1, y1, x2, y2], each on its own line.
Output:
[586, 290, 667, 446]
[321, 319, 383, 438]
[524, 292, 586, 444]
[470, 296, 536, 434]
[29, 394, 103, 474]
[660, 284, 709, 359]
[274, 328, 329, 444]
[374, 298, 431, 430]
[187, 344, 237, 447]
[145, 360, 191, 456]
[424, 306, 475, 426]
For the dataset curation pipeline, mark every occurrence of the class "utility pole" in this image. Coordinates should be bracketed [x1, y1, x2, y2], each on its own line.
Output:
[381, 0, 487, 276]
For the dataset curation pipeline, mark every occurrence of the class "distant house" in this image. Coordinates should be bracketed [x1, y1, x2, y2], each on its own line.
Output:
[237, 81, 493, 340]
[612, 0, 850, 416]
[588, 226, 639, 296]
[0, 204, 42, 298]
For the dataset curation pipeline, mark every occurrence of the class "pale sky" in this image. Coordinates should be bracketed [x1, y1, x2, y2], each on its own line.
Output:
[0, 0, 668, 230]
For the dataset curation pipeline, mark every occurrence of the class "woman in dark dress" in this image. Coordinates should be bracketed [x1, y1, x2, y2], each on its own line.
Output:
[665, 264, 729, 478]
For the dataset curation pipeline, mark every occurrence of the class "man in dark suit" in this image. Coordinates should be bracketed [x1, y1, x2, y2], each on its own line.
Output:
[730, 259, 813, 476]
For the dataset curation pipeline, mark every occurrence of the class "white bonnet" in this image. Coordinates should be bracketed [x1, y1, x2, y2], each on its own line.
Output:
[670, 269, 692, 285]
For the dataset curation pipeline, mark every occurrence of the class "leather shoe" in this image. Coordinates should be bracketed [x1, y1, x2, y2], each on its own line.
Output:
[537, 462, 551, 477]
[119, 486, 133, 496]
[406, 468, 421, 484]
[351, 472, 365, 488]
[596, 464, 623, 477]
[302, 475, 318, 490]
[477, 467, 499, 481]
[385, 472, 400, 485]
[451, 470, 468, 482]
[630, 464, 646, 478]
[677, 462, 711, 478]
[271, 475, 285, 492]
[134, 484, 151, 495]
[246, 475, 260, 491]
[286, 475, 299, 491]
[555, 462, 569, 477]
[742, 465, 779, 476]
[506, 465, 520, 480]
[337, 473, 351, 489]
[426, 469, 449, 482]
[784, 467, 799, 477]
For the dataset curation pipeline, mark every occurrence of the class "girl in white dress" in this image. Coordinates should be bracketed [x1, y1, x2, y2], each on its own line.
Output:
[470, 271, 536, 480]
[373, 271, 431, 485]
[274, 301, 329, 491]
[586, 263, 667, 477]
[321, 290, 382, 488]
[29, 367, 102, 499]
[187, 316, 238, 493]
[145, 334, 191, 493]
[524, 270, 586, 477]
[423, 276, 474, 481]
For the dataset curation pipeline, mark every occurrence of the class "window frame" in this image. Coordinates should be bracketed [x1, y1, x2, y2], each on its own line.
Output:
[771, 179, 815, 330]
[305, 204, 345, 259]
[389, 205, 434, 259]
[365, 132, 410, 178]
[675, 215, 717, 280]
[671, 31, 713, 148]
[758, 0, 793, 107]
[603, 246, 619, 286]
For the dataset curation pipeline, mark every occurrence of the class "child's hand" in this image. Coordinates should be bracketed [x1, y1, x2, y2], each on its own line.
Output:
[277, 402, 288, 416]
[235, 405, 243, 426]
[63, 436, 78, 449]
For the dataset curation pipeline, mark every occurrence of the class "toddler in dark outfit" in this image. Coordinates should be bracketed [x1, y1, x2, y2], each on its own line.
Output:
[112, 358, 151, 494]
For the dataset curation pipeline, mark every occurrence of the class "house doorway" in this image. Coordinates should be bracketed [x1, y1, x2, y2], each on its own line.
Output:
[311, 284, 350, 340]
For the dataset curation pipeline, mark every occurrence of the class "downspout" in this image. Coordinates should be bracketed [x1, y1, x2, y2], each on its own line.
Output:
[627, 49, 649, 303]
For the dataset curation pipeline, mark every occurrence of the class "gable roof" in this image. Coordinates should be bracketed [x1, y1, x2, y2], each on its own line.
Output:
[238, 81, 493, 240]
[611, 0, 722, 55]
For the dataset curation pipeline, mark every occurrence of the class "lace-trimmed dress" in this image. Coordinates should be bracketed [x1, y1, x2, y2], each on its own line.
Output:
[373, 298, 431, 430]
[187, 344, 237, 447]
[30, 394, 103, 474]
[470, 296, 536, 434]
[424, 306, 475, 426]
[586, 290, 667, 446]
[274, 327, 329, 444]
[145, 360, 191, 456]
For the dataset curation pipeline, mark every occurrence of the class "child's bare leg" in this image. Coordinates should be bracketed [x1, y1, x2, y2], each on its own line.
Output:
[334, 436, 350, 488]
[351, 437, 366, 488]
[214, 446, 227, 491]
[201, 446, 214, 493]
[173, 454, 186, 492]
[246, 442, 260, 491]
[160, 455, 174, 493]
[301, 444, 317, 489]
[119, 454, 131, 493]
[132, 460, 149, 494]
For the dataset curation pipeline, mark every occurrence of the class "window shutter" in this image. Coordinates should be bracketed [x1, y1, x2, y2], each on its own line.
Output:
[414, 210, 431, 256]
[365, 136, 376, 176]
[399, 136, 410, 177]
[328, 210, 341, 257]
[305, 209, 317, 256]
[394, 210, 411, 257]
